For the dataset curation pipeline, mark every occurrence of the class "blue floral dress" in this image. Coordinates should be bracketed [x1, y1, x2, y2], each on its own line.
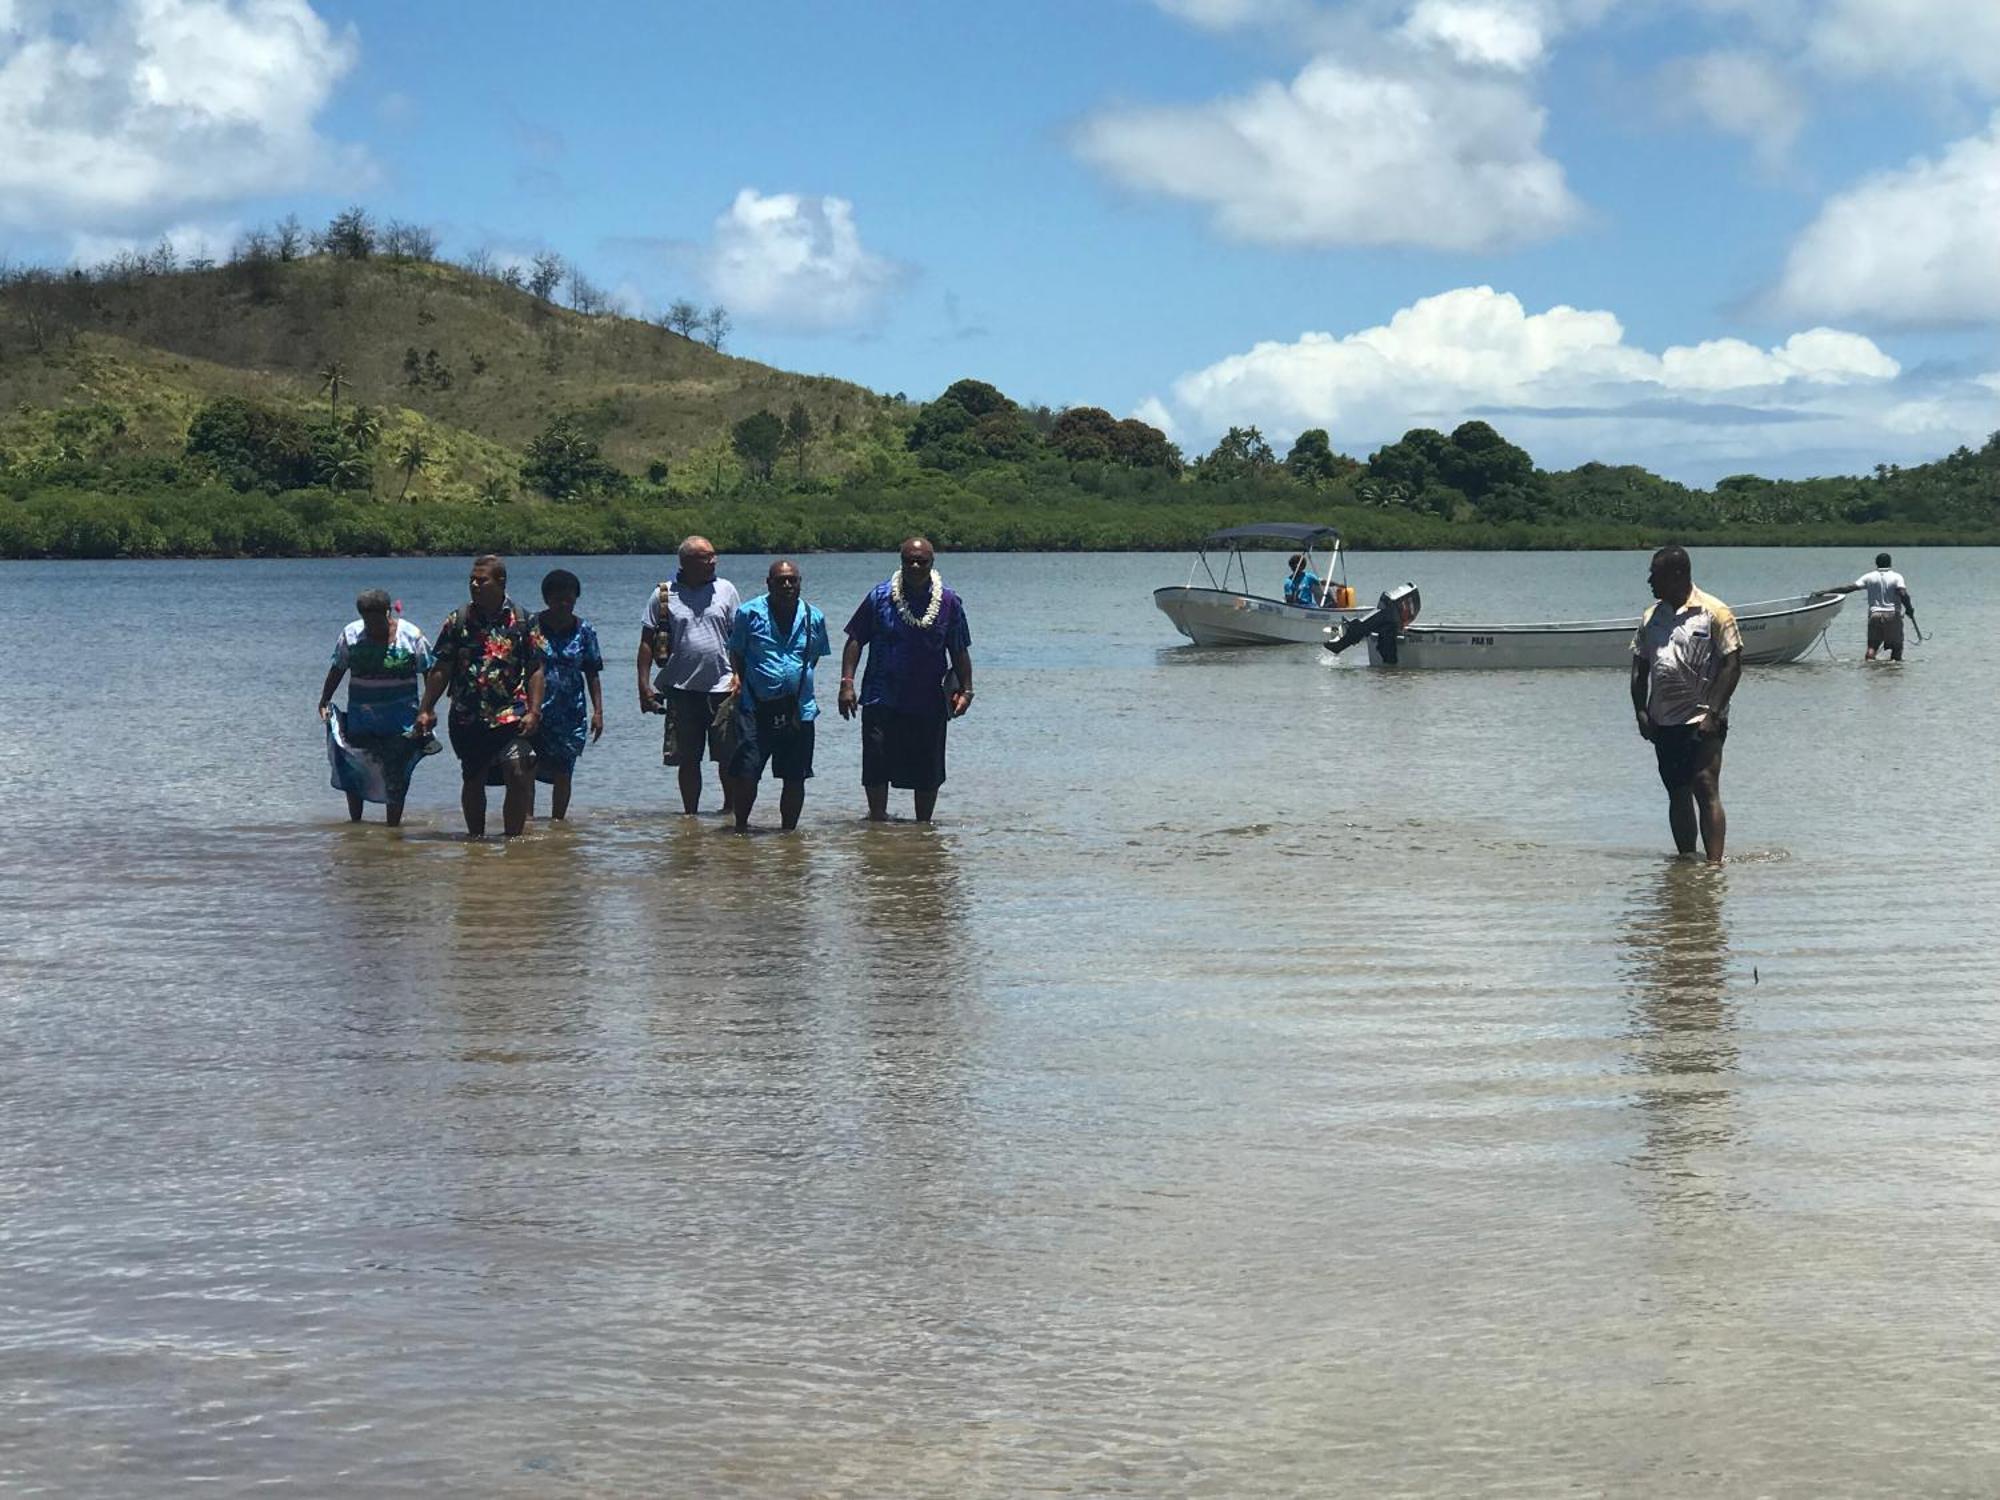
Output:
[532, 616, 603, 781]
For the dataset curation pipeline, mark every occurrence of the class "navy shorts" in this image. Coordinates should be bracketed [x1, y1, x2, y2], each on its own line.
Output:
[1653, 720, 1726, 792]
[450, 718, 534, 786]
[861, 706, 947, 791]
[728, 712, 815, 783]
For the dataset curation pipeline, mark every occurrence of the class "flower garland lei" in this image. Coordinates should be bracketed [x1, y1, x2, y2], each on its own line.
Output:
[889, 567, 945, 630]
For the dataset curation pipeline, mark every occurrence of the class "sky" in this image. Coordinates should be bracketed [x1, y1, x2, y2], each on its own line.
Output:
[2, 0, 1997, 483]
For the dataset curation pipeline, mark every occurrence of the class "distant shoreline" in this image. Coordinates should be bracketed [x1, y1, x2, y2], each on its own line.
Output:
[7, 535, 1996, 563]
[5, 475, 1995, 563]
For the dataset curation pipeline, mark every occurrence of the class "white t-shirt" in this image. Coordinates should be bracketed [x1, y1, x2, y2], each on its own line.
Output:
[641, 577, 739, 693]
[1857, 568, 1907, 617]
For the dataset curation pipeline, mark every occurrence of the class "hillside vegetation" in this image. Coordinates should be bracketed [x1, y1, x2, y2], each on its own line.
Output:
[2, 206, 1996, 557]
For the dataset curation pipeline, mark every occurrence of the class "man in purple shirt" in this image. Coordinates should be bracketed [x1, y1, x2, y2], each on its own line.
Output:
[837, 537, 974, 823]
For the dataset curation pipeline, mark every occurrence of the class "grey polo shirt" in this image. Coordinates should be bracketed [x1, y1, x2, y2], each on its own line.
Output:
[642, 577, 740, 693]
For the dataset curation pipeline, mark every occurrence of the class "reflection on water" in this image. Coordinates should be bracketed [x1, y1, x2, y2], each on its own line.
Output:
[853, 825, 969, 1005]
[1621, 861, 1741, 1213]
[851, 826, 976, 1144]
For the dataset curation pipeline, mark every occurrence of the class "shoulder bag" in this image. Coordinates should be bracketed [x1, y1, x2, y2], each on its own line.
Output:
[650, 580, 676, 663]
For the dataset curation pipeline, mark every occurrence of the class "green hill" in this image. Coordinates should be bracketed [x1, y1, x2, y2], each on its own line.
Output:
[0, 252, 896, 502]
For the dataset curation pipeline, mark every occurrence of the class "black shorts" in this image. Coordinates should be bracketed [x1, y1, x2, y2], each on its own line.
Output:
[662, 687, 733, 766]
[1866, 615, 1905, 653]
[1653, 721, 1726, 792]
[727, 712, 815, 783]
[450, 718, 534, 786]
[861, 705, 947, 791]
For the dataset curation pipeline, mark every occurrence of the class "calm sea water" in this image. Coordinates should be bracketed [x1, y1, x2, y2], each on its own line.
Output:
[3, 547, 1997, 1498]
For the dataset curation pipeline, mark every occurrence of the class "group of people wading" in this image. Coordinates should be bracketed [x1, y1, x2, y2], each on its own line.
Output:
[318, 536, 974, 836]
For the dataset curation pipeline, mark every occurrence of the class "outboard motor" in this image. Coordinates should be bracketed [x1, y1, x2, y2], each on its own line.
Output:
[1323, 584, 1420, 660]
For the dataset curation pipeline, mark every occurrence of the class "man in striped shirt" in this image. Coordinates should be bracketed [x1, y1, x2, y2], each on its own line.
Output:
[1630, 546, 1741, 864]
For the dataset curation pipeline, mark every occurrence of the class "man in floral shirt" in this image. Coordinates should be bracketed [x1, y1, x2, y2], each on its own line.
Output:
[416, 554, 546, 837]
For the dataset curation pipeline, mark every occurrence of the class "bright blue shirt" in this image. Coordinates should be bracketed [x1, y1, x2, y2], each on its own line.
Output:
[1285, 569, 1322, 606]
[728, 594, 831, 720]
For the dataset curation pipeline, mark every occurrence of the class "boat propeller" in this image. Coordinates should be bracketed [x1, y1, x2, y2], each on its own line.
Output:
[1323, 584, 1421, 661]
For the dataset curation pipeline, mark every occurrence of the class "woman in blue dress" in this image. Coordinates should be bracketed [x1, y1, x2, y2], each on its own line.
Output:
[531, 568, 605, 820]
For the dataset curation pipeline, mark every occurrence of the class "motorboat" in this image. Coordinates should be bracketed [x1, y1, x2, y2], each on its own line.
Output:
[1323, 585, 1847, 668]
[1154, 523, 1366, 646]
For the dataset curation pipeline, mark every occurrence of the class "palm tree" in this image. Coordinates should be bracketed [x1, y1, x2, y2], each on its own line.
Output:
[318, 438, 369, 497]
[341, 406, 382, 498]
[318, 361, 347, 423]
[342, 404, 382, 453]
[395, 433, 430, 501]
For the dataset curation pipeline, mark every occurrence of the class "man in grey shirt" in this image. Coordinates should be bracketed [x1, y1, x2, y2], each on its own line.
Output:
[637, 535, 740, 814]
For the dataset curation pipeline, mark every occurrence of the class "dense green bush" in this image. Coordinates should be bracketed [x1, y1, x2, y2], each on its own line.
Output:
[184, 396, 318, 492]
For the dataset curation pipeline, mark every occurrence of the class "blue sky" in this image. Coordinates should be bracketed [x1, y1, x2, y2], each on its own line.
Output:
[2, 0, 1997, 481]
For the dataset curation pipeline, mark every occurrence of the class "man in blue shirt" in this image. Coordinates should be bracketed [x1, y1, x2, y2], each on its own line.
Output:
[1284, 553, 1322, 607]
[725, 559, 831, 831]
[837, 537, 975, 823]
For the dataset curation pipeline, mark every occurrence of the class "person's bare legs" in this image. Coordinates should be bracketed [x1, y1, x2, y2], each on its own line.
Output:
[461, 776, 487, 838]
[501, 760, 534, 837]
[1665, 787, 1697, 856]
[676, 757, 704, 814]
[730, 775, 758, 831]
[864, 783, 889, 821]
[1691, 761, 1726, 864]
[914, 785, 939, 823]
[551, 772, 573, 820]
[345, 789, 365, 823]
[778, 779, 805, 830]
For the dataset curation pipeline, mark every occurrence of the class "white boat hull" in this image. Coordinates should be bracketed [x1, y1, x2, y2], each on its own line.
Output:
[1155, 586, 1362, 646]
[1361, 593, 1846, 669]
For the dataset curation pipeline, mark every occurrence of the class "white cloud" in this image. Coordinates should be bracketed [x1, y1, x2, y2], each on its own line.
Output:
[1073, 55, 1579, 251]
[70, 218, 239, 266]
[1149, 0, 1305, 28]
[0, 0, 362, 232]
[1658, 50, 1804, 165]
[1654, 328, 1902, 392]
[1805, 0, 2000, 92]
[1131, 395, 1179, 438]
[1400, 0, 1545, 70]
[1152, 285, 1957, 480]
[1772, 113, 2000, 327]
[704, 188, 908, 333]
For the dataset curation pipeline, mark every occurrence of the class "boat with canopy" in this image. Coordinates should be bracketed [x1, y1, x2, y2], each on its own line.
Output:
[1153, 523, 1365, 646]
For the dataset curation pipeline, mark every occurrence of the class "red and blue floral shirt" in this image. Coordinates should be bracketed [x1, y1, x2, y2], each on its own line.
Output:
[434, 599, 546, 728]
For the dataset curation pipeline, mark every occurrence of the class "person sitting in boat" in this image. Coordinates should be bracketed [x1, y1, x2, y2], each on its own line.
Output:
[1284, 554, 1323, 607]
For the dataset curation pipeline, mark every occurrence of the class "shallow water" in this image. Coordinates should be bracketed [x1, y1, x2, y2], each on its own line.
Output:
[3, 547, 1996, 1497]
